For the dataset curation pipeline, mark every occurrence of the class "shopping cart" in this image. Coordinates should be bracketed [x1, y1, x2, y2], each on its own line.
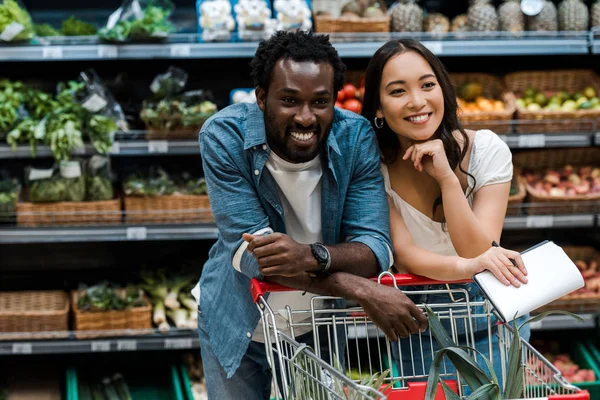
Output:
[250, 272, 590, 400]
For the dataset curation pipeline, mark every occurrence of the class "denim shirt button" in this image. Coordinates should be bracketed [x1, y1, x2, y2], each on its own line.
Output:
[253, 146, 256, 150]
[254, 169, 259, 176]
[246, 332, 252, 338]
[262, 144, 267, 150]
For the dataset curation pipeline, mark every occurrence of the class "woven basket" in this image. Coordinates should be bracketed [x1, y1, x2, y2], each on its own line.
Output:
[506, 174, 526, 216]
[513, 148, 600, 215]
[16, 198, 122, 227]
[0, 291, 69, 340]
[71, 291, 152, 338]
[504, 70, 600, 133]
[314, 15, 390, 33]
[145, 126, 201, 140]
[124, 194, 212, 223]
[451, 73, 517, 134]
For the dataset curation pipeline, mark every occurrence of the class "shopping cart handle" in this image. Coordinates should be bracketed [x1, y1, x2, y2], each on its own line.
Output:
[250, 273, 472, 303]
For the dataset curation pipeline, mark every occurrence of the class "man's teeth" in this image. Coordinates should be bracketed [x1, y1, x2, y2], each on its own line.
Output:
[407, 114, 429, 122]
[290, 132, 315, 141]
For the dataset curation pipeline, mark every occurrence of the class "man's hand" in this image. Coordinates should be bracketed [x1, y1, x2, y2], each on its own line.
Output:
[358, 281, 428, 342]
[243, 232, 317, 277]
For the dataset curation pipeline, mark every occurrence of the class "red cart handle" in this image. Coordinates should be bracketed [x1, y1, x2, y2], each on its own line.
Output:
[250, 273, 472, 303]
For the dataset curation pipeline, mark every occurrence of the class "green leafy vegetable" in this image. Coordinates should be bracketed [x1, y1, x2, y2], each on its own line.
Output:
[0, 179, 19, 217]
[88, 114, 116, 154]
[0, 0, 34, 42]
[77, 281, 145, 312]
[46, 113, 84, 161]
[34, 22, 60, 36]
[6, 118, 44, 157]
[99, 1, 175, 43]
[60, 16, 97, 36]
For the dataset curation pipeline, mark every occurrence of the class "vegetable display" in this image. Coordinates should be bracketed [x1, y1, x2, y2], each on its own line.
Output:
[123, 169, 207, 197]
[99, 0, 175, 43]
[77, 281, 145, 312]
[0, 179, 19, 218]
[0, 0, 34, 42]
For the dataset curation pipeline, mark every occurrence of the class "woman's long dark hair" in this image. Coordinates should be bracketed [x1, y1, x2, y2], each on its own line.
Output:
[361, 39, 476, 217]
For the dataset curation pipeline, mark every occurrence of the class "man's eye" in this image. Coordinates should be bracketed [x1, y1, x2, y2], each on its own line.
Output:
[315, 99, 329, 105]
[282, 98, 296, 104]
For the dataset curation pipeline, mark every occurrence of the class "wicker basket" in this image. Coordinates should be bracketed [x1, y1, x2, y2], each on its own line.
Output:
[145, 126, 201, 140]
[313, 15, 390, 33]
[504, 70, 600, 133]
[71, 291, 152, 338]
[16, 197, 122, 227]
[451, 73, 517, 134]
[506, 174, 526, 216]
[0, 291, 69, 340]
[124, 194, 212, 223]
[513, 148, 600, 215]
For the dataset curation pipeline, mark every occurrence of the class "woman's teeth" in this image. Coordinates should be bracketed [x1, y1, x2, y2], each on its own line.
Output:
[407, 114, 430, 122]
[290, 132, 315, 141]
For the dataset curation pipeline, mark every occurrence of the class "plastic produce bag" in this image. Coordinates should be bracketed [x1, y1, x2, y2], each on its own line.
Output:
[149, 66, 188, 99]
[99, 0, 176, 43]
[123, 167, 178, 197]
[85, 156, 114, 201]
[0, 0, 34, 42]
[25, 161, 86, 203]
[140, 88, 217, 131]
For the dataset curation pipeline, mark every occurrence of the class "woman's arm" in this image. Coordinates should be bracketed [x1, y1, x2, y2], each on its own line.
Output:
[389, 196, 526, 286]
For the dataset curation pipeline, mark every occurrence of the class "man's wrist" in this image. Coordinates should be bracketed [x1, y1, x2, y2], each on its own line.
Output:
[303, 244, 319, 271]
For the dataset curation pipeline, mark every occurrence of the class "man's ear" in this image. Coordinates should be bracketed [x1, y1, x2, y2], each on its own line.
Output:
[256, 86, 266, 112]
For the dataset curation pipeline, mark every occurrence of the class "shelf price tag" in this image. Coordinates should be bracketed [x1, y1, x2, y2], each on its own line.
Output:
[97, 45, 118, 58]
[148, 140, 169, 153]
[91, 341, 111, 352]
[170, 44, 191, 57]
[117, 340, 137, 351]
[525, 215, 554, 228]
[126, 227, 147, 240]
[517, 134, 545, 148]
[424, 41, 443, 54]
[110, 141, 120, 154]
[12, 343, 32, 354]
[165, 338, 193, 349]
[42, 46, 63, 59]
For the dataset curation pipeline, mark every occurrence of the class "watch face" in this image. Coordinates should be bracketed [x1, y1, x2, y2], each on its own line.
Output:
[313, 244, 329, 261]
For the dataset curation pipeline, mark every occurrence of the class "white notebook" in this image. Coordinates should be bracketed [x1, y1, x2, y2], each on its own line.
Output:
[473, 241, 584, 323]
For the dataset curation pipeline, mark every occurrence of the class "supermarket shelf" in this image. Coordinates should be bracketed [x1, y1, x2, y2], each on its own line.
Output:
[0, 329, 199, 355]
[0, 223, 219, 244]
[497, 133, 593, 149]
[529, 313, 596, 331]
[592, 30, 600, 54]
[595, 131, 600, 146]
[503, 214, 596, 230]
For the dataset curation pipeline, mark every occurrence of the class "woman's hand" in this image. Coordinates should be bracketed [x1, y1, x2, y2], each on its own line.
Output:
[402, 139, 455, 184]
[461, 246, 528, 287]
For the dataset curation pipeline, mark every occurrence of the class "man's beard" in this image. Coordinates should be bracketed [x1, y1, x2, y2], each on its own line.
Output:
[264, 107, 323, 163]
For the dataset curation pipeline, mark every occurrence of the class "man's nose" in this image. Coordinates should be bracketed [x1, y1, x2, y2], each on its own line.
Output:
[294, 104, 316, 127]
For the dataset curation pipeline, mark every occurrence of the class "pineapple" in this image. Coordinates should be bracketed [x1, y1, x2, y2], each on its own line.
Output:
[528, 0, 558, 31]
[498, 0, 525, 32]
[593, 0, 600, 28]
[467, 0, 499, 32]
[558, 0, 589, 31]
[424, 13, 450, 35]
[390, 0, 423, 32]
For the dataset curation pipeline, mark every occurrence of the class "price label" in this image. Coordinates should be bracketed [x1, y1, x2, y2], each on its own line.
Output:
[525, 215, 554, 228]
[117, 340, 137, 351]
[12, 343, 32, 354]
[91, 341, 111, 352]
[110, 141, 120, 154]
[424, 41, 443, 54]
[126, 227, 147, 240]
[165, 338, 193, 350]
[97, 45, 118, 58]
[517, 134, 546, 148]
[148, 140, 169, 153]
[42, 46, 63, 59]
[170, 44, 191, 57]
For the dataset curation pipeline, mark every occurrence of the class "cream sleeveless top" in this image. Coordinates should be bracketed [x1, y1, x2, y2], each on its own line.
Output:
[382, 130, 513, 259]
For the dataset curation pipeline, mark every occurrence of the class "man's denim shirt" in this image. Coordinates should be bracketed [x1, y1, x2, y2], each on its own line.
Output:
[198, 102, 392, 378]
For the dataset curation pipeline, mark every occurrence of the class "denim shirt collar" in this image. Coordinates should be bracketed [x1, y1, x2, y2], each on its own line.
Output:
[242, 103, 342, 157]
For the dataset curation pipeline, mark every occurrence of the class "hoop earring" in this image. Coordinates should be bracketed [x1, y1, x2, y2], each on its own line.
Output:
[374, 117, 384, 129]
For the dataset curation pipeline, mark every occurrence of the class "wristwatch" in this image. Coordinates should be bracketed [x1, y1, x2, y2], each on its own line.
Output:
[308, 243, 331, 277]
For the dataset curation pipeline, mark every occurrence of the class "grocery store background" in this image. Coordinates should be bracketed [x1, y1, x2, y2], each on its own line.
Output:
[0, 0, 600, 398]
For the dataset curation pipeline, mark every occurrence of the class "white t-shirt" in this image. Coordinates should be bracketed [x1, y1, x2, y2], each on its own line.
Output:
[252, 150, 324, 342]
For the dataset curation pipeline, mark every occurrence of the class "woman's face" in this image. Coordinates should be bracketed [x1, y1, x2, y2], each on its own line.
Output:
[376, 51, 444, 143]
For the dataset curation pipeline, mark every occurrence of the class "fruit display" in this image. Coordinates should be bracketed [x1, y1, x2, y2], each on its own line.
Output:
[522, 164, 600, 197]
[451, 13, 469, 34]
[498, 0, 525, 33]
[390, 0, 423, 32]
[335, 81, 364, 114]
[558, 0, 589, 31]
[566, 257, 600, 299]
[528, 0, 558, 31]
[339, 0, 387, 19]
[593, 0, 600, 28]
[456, 82, 505, 113]
[467, 0, 499, 32]
[545, 354, 596, 383]
[424, 13, 449, 36]
[515, 86, 600, 112]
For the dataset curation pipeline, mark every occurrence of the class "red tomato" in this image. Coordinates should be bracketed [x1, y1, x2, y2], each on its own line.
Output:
[342, 83, 358, 100]
[335, 101, 343, 108]
[337, 90, 345, 103]
[343, 98, 362, 114]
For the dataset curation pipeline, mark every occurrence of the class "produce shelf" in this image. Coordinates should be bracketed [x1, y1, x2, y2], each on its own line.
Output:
[0, 32, 590, 62]
[0, 223, 219, 244]
[595, 131, 600, 146]
[592, 29, 600, 54]
[0, 328, 199, 355]
[503, 214, 597, 230]
[528, 313, 596, 331]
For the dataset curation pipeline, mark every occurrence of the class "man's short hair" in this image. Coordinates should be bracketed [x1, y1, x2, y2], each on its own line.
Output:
[250, 30, 346, 94]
